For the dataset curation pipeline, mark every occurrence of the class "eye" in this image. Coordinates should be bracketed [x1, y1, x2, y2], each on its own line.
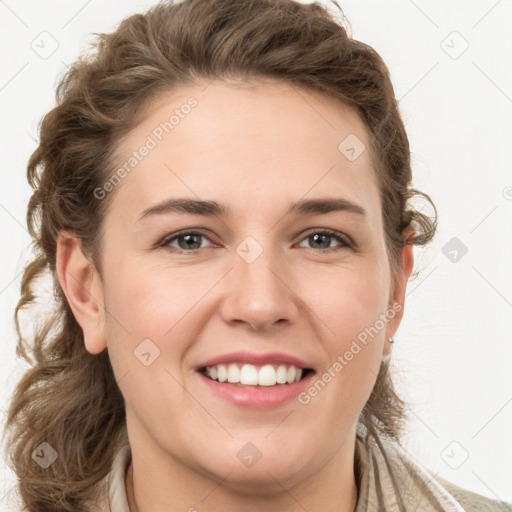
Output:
[297, 229, 353, 251]
[158, 230, 213, 252]
[157, 228, 353, 253]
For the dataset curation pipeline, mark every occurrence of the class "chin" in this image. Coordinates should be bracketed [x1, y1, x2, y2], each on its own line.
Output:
[196, 450, 314, 493]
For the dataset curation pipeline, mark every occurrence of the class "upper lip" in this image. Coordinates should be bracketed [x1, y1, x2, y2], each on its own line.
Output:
[196, 351, 314, 371]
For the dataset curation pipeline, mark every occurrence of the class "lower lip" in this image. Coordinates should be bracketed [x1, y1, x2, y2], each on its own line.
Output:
[198, 371, 315, 409]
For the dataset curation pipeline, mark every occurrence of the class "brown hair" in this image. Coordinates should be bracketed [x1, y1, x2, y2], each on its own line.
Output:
[3, 0, 437, 509]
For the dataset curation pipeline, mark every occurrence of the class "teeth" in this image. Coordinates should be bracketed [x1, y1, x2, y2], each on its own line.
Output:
[276, 365, 288, 384]
[204, 363, 305, 386]
[258, 365, 276, 386]
[227, 363, 240, 383]
[217, 364, 227, 383]
[240, 363, 258, 385]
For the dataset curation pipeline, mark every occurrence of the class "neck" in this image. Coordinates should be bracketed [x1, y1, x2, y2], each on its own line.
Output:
[124, 435, 360, 512]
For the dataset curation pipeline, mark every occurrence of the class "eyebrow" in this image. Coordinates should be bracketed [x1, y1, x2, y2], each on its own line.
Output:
[137, 197, 367, 222]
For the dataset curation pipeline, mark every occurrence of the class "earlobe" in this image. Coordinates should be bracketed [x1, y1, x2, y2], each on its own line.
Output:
[56, 231, 107, 355]
[383, 225, 416, 357]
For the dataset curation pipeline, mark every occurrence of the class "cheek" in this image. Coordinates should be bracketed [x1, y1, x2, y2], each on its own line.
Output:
[104, 255, 208, 333]
[308, 260, 389, 339]
[308, 262, 387, 396]
[103, 269, 200, 414]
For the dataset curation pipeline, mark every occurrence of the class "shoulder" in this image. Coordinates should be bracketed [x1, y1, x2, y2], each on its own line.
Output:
[358, 425, 512, 512]
[433, 475, 512, 512]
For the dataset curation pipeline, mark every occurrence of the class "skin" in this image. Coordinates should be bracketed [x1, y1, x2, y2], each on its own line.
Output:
[56, 79, 414, 512]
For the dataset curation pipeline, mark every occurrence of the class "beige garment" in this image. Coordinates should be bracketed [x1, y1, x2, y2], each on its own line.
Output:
[352, 423, 512, 511]
[85, 423, 511, 511]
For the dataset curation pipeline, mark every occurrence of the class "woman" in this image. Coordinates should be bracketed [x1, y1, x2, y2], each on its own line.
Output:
[3, 0, 511, 510]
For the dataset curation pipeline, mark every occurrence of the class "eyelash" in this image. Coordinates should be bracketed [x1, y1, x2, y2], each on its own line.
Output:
[157, 228, 355, 254]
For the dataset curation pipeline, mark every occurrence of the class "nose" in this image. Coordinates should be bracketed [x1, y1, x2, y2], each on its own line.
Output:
[219, 243, 300, 332]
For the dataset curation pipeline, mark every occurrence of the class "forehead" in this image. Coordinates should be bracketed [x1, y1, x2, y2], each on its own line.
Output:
[107, 79, 381, 226]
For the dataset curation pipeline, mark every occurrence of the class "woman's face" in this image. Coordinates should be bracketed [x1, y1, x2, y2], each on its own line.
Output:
[77, 80, 413, 495]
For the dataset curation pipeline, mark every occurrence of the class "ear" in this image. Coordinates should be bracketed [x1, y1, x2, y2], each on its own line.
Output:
[56, 230, 107, 355]
[383, 224, 416, 357]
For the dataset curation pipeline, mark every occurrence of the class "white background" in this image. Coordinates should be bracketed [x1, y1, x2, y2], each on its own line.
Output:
[1, 0, 511, 508]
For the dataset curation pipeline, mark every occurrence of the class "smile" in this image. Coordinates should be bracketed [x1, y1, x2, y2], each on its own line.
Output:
[200, 363, 314, 386]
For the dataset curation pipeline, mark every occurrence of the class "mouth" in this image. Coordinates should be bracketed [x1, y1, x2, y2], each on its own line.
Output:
[194, 351, 317, 408]
[198, 363, 316, 387]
